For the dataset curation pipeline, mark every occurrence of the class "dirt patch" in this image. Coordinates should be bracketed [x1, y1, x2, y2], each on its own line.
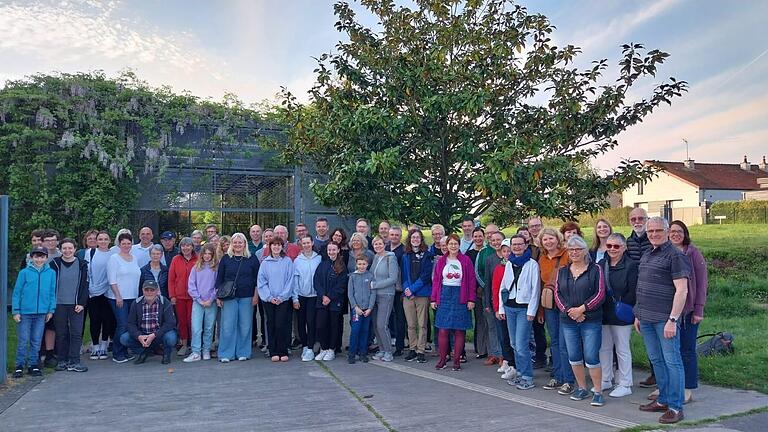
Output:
[711, 258, 737, 270]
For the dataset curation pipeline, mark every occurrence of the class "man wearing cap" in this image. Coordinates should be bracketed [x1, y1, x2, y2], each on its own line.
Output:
[159, 231, 179, 266]
[120, 280, 178, 364]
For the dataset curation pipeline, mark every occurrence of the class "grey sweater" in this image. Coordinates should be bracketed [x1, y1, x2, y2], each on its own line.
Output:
[348, 271, 376, 310]
[370, 251, 399, 295]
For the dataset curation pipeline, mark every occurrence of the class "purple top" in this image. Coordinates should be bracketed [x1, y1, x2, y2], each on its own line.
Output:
[431, 253, 477, 305]
[188, 264, 217, 302]
[682, 244, 708, 317]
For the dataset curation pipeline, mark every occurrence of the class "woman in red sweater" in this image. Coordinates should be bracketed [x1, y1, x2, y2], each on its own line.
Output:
[169, 237, 198, 356]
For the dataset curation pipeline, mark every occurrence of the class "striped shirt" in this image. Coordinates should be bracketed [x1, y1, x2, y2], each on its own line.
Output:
[634, 241, 691, 323]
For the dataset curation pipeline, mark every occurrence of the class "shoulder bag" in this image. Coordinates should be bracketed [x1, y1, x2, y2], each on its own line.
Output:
[216, 257, 243, 300]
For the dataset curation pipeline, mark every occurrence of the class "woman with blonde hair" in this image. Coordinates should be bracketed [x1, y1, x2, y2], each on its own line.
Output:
[216, 235, 231, 262]
[347, 232, 374, 273]
[590, 218, 613, 263]
[185, 243, 219, 362]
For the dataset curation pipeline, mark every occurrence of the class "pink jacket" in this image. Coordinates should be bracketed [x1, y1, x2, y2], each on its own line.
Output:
[431, 253, 477, 305]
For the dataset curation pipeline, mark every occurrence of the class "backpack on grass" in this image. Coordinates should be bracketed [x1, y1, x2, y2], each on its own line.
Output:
[696, 332, 735, 357]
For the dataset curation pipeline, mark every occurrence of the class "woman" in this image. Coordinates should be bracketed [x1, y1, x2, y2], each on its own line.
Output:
[670, 220, 707, 404]
[491, 239, 516, 379]
[401, 229, 433, 364]
[370, 236, 399, 362]
[216, 235, 231, 262]
[431, 234, 476, 371]
[85, 231, 116, 360]
[185, 243, 219, 362]
[258, 238, 295, 362]
[75, 229, 98, 260]
[325, 227, 348, 259]
[559, 222, 583, 242]
[554, 235, 607, 407]
[590, 219, 613, 263]
[598, 233, 637, 398]
[191, 230, 204, 253]
[106, 232, 141, 363]
[314, 242, 349, 361]
[169, 237, 198, 357]
[347, 232, 373, 273]
[536, 228, 576, 394]
[216, 233, 260, 362]
[139, 245, 169, 299]
[497, 235, 541, 390]
[516, 227, 531, 245]
[292, 235, 322, 361]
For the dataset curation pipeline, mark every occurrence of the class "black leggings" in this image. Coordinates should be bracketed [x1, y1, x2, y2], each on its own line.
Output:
[316, 308, 341, 351]
[87, 294, 116, 343]
[297, 296, 317, 349]
[263, 301, 292, 356]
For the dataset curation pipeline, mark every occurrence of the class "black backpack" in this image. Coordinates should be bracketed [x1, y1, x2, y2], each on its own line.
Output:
[696, 332, 735, 357]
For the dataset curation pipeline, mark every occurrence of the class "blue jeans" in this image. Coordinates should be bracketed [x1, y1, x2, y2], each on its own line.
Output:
[561, 319, 601, 368]
[119, 330, 178, 357]
[679, 312, 699, 389]
[504, 306, 533, 382]
[641, 320, 684, 411]
[191, 301, 218, 354]
[219, 297, 254, 360]
[109, 298, 135, 360]
[545, 308, 575, 384]
[15, 314, 47, 367]
[349, 312, 372, 356]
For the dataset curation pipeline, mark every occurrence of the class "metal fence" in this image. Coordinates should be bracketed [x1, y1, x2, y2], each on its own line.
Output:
[706, 207, 768, 224]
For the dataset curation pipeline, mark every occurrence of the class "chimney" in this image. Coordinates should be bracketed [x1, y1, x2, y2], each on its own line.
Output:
[759, 156, 768, 172]
[683, 158, 695, 169]
[740, 155, 751, 171]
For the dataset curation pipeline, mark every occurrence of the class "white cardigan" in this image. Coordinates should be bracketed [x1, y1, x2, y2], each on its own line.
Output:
[498, 259, 541, 317]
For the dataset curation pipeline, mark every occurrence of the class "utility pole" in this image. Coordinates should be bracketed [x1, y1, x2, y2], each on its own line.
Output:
[683, 138, 689, 160]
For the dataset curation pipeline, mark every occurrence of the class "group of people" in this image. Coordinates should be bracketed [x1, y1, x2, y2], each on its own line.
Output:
[12, 209, 708, 424]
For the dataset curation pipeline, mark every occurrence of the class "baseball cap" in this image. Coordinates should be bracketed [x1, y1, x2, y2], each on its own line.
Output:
[501, 239, 511, 248]
[160, 231, 175, 240]
[30, 246, 48, 257]
[142, 280, 159, 290]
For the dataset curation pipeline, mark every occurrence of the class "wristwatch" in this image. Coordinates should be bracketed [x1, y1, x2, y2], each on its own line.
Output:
[668, 316, 678, 323]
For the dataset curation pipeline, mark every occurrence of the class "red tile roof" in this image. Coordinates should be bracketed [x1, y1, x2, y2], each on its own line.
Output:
[646, 160, 764, 190]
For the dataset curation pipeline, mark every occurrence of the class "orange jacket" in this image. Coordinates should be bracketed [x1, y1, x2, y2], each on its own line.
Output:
[168, 254, 198, 300]
[538, 248, 569, 288]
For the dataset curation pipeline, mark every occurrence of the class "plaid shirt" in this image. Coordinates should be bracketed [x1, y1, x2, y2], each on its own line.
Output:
[139, 300, 160, 335]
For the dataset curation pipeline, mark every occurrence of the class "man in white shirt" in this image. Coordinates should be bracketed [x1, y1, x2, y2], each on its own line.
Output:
[131, 227, 155, 268]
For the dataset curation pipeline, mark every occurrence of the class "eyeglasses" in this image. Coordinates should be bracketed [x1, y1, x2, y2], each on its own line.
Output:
[669, 229, 684, 234]
[605, 244, 623, 250]
[646, 229, 665, 234]
[630, 217, 646, 222]
[567, 248, 585, 253]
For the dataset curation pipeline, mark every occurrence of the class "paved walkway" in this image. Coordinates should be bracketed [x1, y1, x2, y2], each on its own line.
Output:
[1, 352, 766, 431]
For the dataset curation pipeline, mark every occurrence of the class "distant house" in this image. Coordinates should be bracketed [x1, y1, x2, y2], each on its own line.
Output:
[622, 156, 767, 225]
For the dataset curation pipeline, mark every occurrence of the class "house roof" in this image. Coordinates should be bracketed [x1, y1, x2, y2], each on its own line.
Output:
[646, 160, 764, 191]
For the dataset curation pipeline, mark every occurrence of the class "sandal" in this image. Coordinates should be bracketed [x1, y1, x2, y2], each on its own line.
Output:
[271, 356, 280, 362]
[280, 356, 289, 362]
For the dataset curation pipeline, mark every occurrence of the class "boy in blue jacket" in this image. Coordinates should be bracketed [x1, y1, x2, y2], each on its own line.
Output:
[347, 256, 376, 364]
[12, 247, 57, 378]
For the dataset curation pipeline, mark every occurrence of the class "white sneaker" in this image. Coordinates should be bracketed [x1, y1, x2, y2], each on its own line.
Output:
[501, 367, 517, 380]
[301, 347, 315, 362]
[497, 360, 510, 373]
[202, 351, 211, 361]
[90, 349, 100, 360]
[237, 356, 247, 361]
[323, 350, 336, 361]
[609, 385, 632, 398]
[183, 352, 201, 363]
[315, 350, 327, 361]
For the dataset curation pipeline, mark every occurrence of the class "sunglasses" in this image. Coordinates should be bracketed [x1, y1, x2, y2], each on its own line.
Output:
[605, 244, 623, 250]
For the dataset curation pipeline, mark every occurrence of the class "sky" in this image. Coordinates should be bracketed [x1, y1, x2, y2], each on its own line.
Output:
[1, 0, 766, 172]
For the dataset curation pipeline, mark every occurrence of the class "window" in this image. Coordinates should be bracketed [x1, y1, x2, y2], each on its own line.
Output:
[637, 181, 644, 195]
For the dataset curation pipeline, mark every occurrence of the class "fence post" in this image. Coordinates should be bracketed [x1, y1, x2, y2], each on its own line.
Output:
[1, 195, 9, 384]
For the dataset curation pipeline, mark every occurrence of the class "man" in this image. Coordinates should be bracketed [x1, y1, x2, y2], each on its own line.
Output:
[634, 216, 690, 424]
[313, 217, 330, 255]
[459, 216, 476, 253]
[386, 226, 406, 356]
[120, 280, 178, 365]
[204, 223, 218, 240]
[477, 230, 505, 361]
[42, 229, 62, 263]
[257, 228, 275, 263]
[627, 208, 652, 263]
[294, 223, 309, 245]
[19, 229, 45, 270]
[527, 217, 543, 247]
[159, 231, 179, 266]
[273, 225, 301, 260]
[378, 220, 391, 244]
[41, 229, 61, 368]
[131, 227, 155, 268]
[248, 224, 263, 257]
[356, 218, 373, 250]
[428, 224, 446, 256]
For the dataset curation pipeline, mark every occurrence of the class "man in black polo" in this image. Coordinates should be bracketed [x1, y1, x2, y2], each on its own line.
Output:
[634, 216, 690, 424]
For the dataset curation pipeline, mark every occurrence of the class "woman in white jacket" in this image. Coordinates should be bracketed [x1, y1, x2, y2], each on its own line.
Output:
[292, 235, 322, 361]
[498, 234, 541, 390]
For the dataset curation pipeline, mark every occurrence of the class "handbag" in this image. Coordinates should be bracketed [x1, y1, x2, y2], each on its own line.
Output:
[696, 331, 735, 357]
[604, 262, 635, 324]
[540, 255, 562, 310]
[216, 257, 243, 300]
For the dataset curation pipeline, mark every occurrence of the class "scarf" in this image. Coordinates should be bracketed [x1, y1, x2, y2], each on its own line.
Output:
[509, 248, 532, 267]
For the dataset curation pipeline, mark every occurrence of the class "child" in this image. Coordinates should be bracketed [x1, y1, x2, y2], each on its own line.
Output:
[347, 256, 376, 364]
[185, 244, 219, 362]
[12, 246, 57, 378]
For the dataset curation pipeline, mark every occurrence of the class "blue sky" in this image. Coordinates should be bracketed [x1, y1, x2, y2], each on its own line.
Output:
[1, 0, 766, 171]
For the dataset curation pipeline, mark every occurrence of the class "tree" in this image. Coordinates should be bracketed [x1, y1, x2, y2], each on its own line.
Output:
[270, 0, 687, 229]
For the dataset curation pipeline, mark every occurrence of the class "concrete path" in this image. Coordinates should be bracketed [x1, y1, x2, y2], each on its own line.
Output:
[1, 352, 766, 431]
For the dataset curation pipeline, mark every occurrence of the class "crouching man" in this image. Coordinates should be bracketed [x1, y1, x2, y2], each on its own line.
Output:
[120, 280, 178, 365]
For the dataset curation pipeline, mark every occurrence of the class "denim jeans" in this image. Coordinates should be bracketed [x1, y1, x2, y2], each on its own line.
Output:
[191, 301, 218, 354]
[545, 308, 575, 384]
[219, 297, 254, 360]
[504, 306, 533, 382]
[109, 298, 135, 360]
[15, 314, 47, 367]
[119, 330, 178, 357]
[561, 319, 602, 368]
[483, 308, 501, 357]
[641, 320, 685, 411]
[495, 316, 514, 365]
[349, 312, 372, 356]
[679, 312, 699, 389]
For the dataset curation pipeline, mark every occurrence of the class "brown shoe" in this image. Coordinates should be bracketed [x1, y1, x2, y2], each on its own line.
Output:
[647, 389, 659, 400]
[639, 401, 669, 412]
[658, 409, 684, 424]
[483, 355, 497, 366]
[639, 374, 657, 388]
